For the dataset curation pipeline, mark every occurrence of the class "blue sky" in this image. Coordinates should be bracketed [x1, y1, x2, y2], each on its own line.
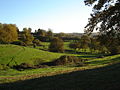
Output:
[0, 0, 92, 33]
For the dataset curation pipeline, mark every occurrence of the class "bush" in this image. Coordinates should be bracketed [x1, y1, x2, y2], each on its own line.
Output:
[49, 37, 64, 53]
[42, 55, 84, 66]
[54, 55, 82, 66]
[13, 63, 34, 70]
[13, 63, 48, 70]
[33, 39, 42, 46]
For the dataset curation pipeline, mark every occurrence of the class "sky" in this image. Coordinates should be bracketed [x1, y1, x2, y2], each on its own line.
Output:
[0, 0, 92, 33]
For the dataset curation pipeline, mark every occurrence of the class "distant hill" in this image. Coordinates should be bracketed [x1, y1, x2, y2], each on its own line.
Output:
[67, 33, 99, 37]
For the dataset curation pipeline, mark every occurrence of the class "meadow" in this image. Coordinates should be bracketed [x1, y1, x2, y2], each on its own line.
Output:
[0, 44, 63, 66]
[0, 42, 99, 66]
[0, 54, 120, 90]
[0, 42, 120, 90]
[0, 0, 120, 89]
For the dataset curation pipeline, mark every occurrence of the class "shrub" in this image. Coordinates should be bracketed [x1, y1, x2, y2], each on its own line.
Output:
[13, 63, 34, 70]
[49, 37, 64, 53]
[41, 55, 84, 66]
[54, 55, 82, 66]
[13, 63, 48, 70]
[33, 39, 42, 46]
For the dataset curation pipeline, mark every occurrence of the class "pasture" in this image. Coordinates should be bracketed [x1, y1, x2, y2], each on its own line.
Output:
[0, 44, 120, 90]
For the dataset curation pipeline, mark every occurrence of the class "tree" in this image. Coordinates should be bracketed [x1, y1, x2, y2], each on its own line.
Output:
[80, 35, 91, 51]
[37, 29, 46, 37]
[49, 37, 64, 53]
[89, 37, 99, 52]
[90, 37, 108, 53]
[33, 39, 41, 46]
[84, 0, 120, 54]
[0, 23, 18, 43]
[46, 29, 53, 41]
[84, 0, 120, 34]
[69, 41, 81, 52]
[47, 28, 53, 37]
[21, 28, 34, 45]
[97, 34, 120, 54]
[55, 32, 66, 38]
[35, 29, 49, 42]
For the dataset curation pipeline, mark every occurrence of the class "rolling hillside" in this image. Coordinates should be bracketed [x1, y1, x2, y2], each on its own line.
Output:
[0, 44, 64, 66]
[0, 44, 100, 66]
[0, 44, 120, 90]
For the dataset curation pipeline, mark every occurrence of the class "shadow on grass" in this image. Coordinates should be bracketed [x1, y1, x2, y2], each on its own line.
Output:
[87, 56, 120, 65]
[77, 53, 107, 59]
[0, 62, 120, 90]
[65, 50, 107, 59]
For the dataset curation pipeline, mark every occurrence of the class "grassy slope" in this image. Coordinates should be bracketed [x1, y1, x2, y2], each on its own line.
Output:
[0, 44, 99, 66]
[0, 44, 64, 65]
[0, 55, 120, 90]
[0, 44, 120, 89]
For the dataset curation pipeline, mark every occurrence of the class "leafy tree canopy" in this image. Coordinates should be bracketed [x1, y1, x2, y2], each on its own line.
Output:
[84, 0, 120, 34]
[0, 23, 18, 43]
[21, 28, 34, 45]
[47, 28, 53, 37]
[49, 37, 64, 53]
[37, 29, 46, 37]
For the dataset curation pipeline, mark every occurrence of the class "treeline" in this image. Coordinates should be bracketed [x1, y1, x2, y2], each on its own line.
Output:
[0, 23, 52, 44]
[0, 23, 80, 45]
[69, 34, 120, 55]
[0, 23, 120, 55]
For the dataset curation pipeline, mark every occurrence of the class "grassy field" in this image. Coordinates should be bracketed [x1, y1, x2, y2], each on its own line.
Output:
[0, 44, 64, 66]
[0, 54, 120, 89]
[0, 44, 120, 90]
[0, 44, 100, 66]
[0, 53, 120, 82]
[34, 42, 71, 51]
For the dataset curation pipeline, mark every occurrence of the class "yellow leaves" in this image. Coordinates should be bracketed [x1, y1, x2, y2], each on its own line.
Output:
[0, 23, 18, 43]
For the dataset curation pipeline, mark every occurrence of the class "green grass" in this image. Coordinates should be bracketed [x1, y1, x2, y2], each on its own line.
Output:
[0, 44, 100, 66]
[0, 55, 120, 90]
[0, 44, 64, 66]
[0, 66, 78, 83]
[87, 54, 120, 66]
[34, 42, 71, 50]
[0, 53, 120, 84]
[0, 44, 120, 90]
